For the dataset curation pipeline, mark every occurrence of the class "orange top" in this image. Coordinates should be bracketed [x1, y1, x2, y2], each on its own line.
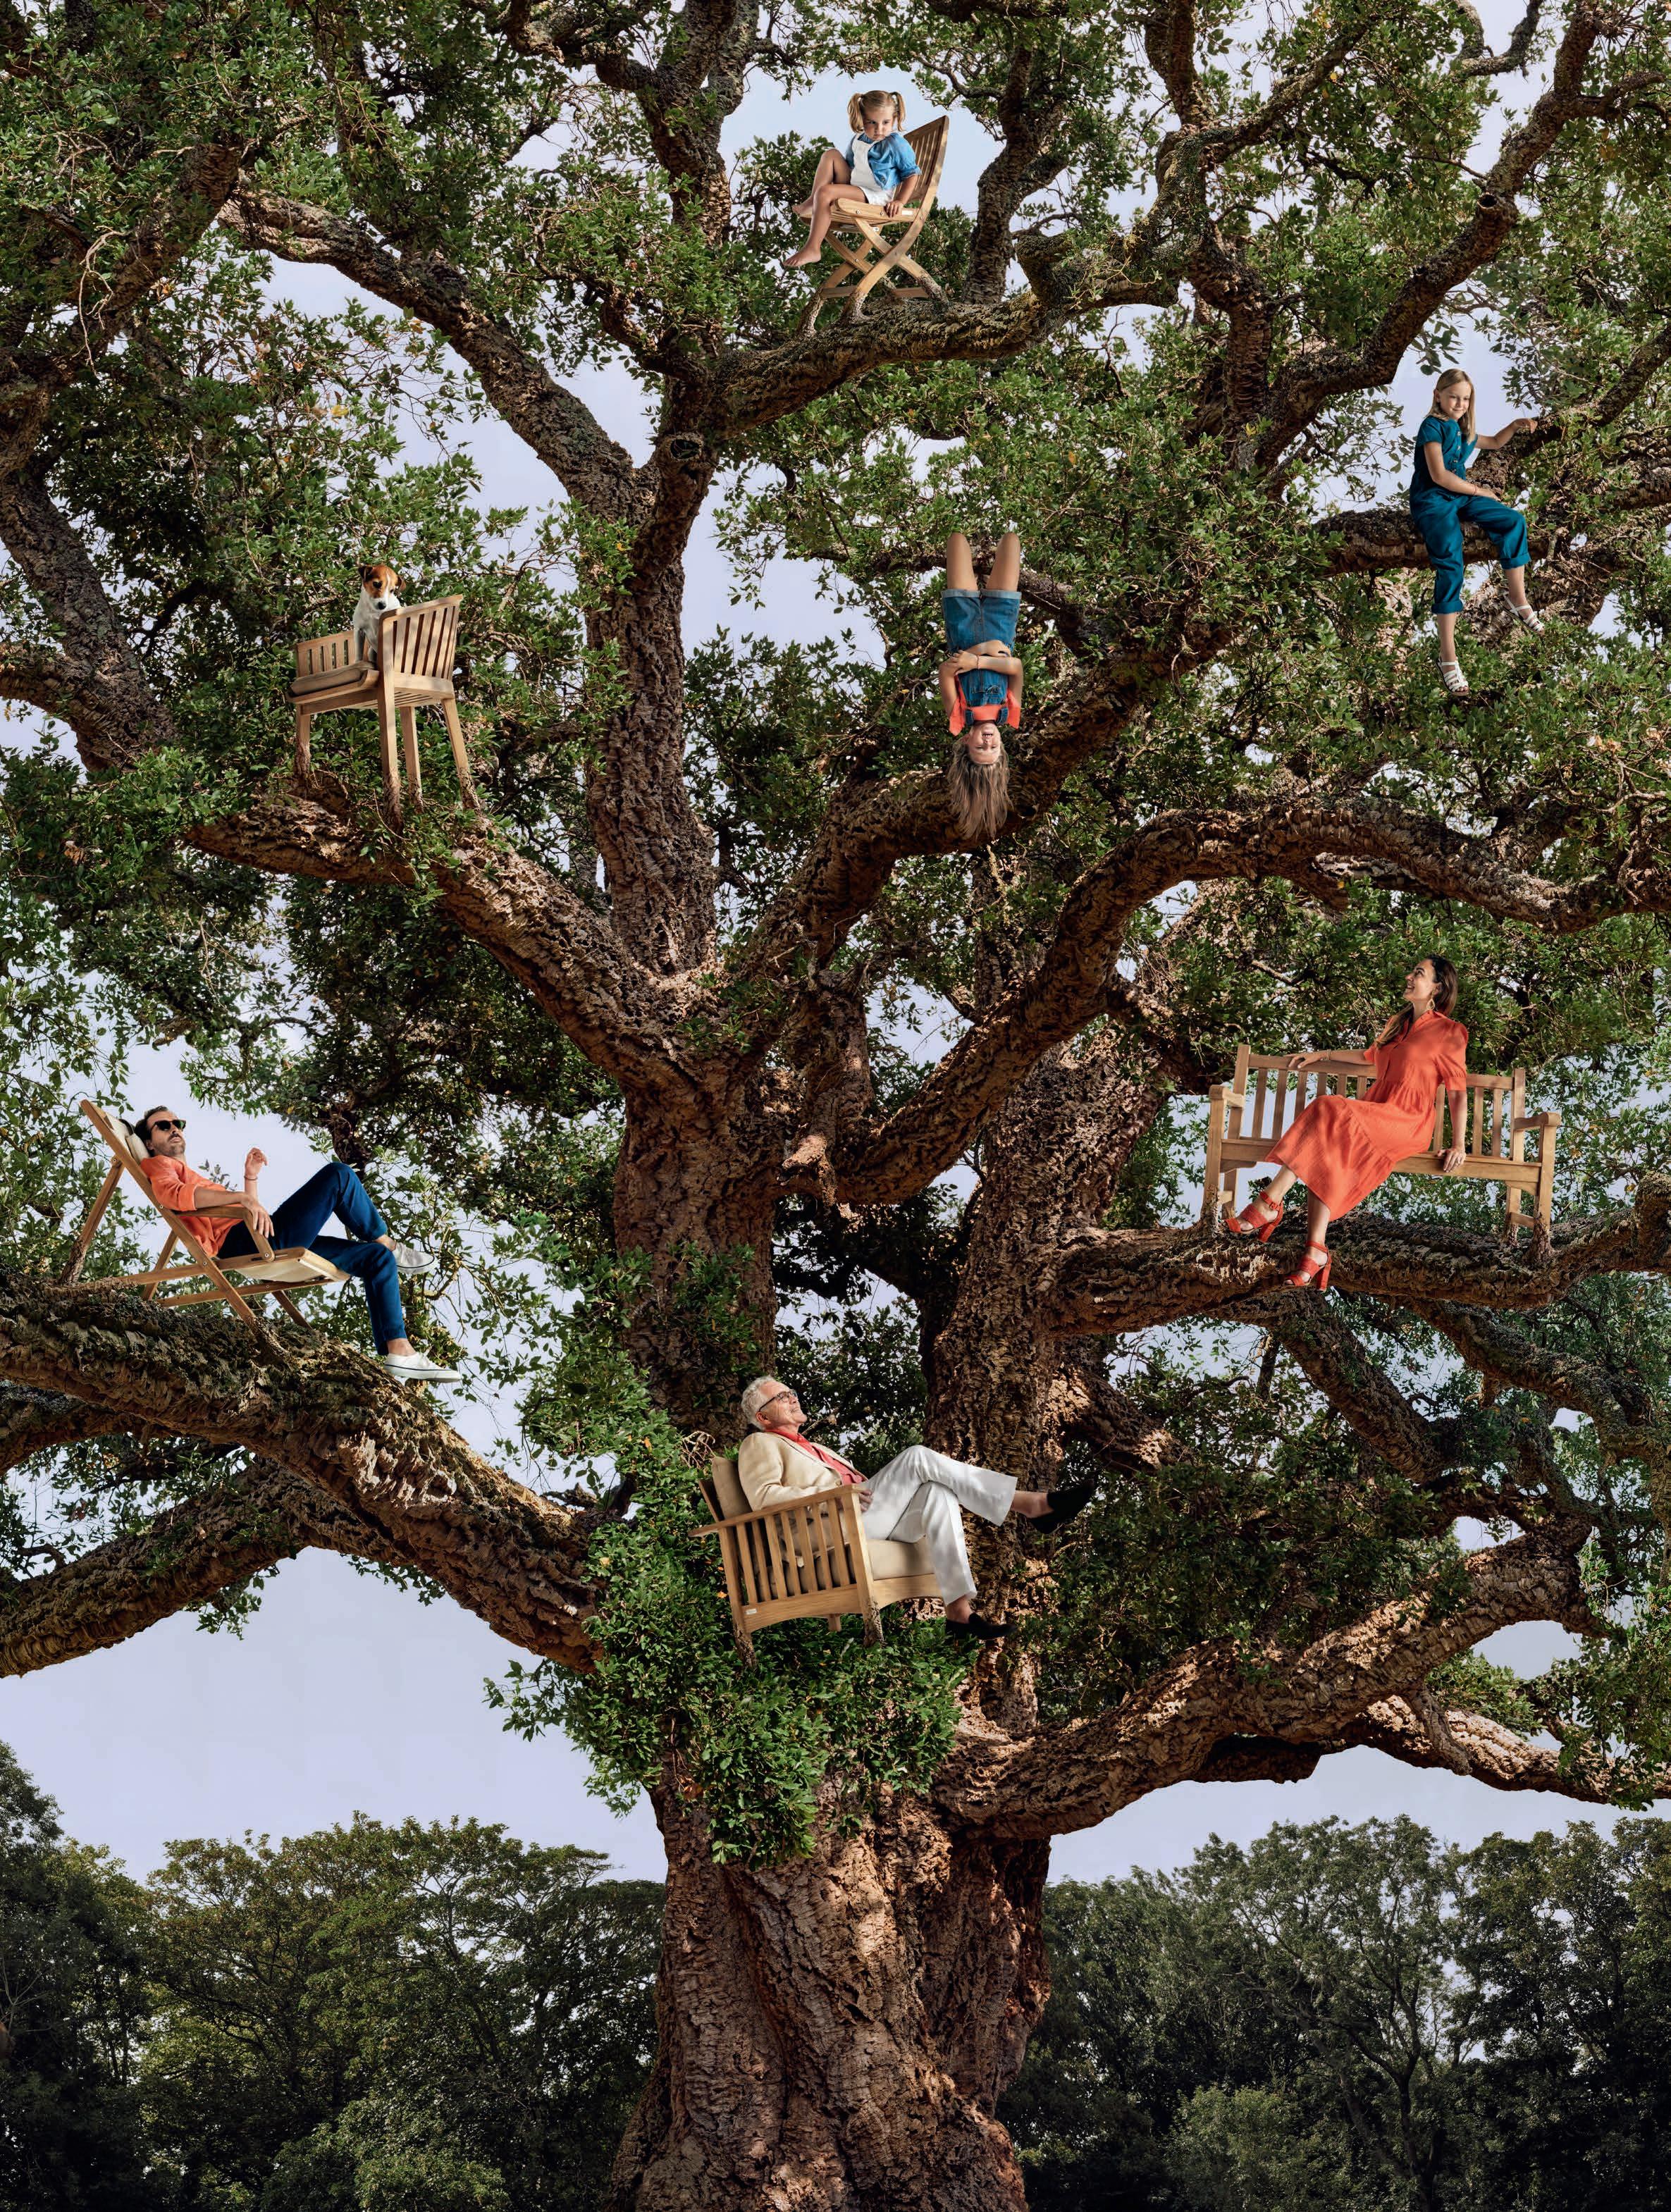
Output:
[135, 1156, 236, 1255]
[1266, 1011, 1469, 1219]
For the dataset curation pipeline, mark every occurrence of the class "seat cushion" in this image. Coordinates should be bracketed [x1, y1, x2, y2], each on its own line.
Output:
[865, 1536, 935, 1581]
[709, 1456, 750, 1519]
[91, 1104, 147, 1163]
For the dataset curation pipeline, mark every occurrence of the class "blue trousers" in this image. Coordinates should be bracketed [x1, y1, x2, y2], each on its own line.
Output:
[220, 1161, 405, 1352]
[1410, 491, 1530, 615]
[944, 588, 1020, 722]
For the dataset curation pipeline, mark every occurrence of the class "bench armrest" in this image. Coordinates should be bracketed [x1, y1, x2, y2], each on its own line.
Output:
[694, 1486, 857, 1536]
[1513, 1111, 1562, 1132]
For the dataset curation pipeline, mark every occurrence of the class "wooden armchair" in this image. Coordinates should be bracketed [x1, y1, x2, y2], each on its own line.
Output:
[290, 595, 478, 823]
[62, 1101, 347, 1336]
[696, 1454, 939, 1663]
[798, 116, 949, 335]
[1201, 1048, 1561, 1240]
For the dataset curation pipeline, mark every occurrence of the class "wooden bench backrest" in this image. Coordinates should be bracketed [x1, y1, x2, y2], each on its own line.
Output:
[382, 596, 460, 681]
[1226, 1049, 1527, 1163]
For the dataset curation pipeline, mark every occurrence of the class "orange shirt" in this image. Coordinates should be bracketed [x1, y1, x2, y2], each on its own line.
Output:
[135, 1156, 237, 1254]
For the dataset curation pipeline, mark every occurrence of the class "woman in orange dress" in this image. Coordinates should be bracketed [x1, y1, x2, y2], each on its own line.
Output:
[1224, 956, 1469, 1290]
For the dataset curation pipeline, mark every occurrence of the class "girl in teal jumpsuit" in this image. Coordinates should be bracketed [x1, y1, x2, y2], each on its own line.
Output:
[1410, 369, 1543, 696]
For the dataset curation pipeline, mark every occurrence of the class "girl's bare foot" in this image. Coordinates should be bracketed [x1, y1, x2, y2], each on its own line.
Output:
[784, 245, 820, 268]
[791, 198, 815, 218]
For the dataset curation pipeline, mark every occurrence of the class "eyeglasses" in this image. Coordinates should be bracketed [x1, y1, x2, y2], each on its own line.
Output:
[145, 1118, 186, 1135]
[758, 1387, 797, 1413]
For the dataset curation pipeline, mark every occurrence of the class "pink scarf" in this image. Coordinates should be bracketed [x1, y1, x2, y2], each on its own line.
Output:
[760, 1426, 863, 1485]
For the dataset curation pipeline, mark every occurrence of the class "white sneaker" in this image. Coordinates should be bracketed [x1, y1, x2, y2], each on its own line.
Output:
[385, 1242, 437, 1278]
[381, 1352, 463, 1385]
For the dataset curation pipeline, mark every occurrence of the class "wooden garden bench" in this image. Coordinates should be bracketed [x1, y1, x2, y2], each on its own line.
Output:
[696, 1454, 939, 1662]
[61, 1101, 347, 1335]
[290, 594, 478, 823]
[1201, 1048, 1561, 1240]
[798, 115, 949, 335]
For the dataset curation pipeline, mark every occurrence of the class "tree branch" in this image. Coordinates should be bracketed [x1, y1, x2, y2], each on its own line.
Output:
[0, 1460, 406, 1676]
[0, 1265, 598, 1669]
[938, 1515, 1596, 1834]
[221, 187, 637, 517]
[1046, 1176, 1671, 1339]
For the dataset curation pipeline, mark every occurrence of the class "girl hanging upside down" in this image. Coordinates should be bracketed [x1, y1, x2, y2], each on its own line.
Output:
[785, 87, 920, 271]
[1410, 369, 1543, 698]
[940, 527, 1023, 843]
[1224, 956, 1469, 1291]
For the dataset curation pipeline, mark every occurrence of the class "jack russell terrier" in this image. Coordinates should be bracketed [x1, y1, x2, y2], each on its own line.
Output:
[351, 562, 402, 666]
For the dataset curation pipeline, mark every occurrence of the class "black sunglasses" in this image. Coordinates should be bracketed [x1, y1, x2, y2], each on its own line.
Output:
[145, 1118, 187, 1136]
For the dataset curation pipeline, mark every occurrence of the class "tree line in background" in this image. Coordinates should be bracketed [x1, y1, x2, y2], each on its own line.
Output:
[2, 1736, 1665, 2212]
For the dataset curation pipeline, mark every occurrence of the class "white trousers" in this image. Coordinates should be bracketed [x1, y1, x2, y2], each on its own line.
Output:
[860, 1444, 1017, 1605]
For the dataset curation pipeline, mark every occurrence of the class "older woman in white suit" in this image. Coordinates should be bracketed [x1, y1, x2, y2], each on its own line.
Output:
[736, 1376, 1094, 1643]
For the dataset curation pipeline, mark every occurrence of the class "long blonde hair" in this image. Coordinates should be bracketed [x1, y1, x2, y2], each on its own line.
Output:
[948, 738, 1010, 843]
[1431, 369, 1476, 443]
[849, 87, 906, 134]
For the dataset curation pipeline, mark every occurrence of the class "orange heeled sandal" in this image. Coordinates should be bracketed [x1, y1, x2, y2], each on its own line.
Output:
[1224, 1192, 1285, 1241]
[1287, 1243, 1332, 1291]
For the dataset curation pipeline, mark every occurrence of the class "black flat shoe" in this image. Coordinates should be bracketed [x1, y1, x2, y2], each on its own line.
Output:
[1028, 1477, 1097, 1539]
[947, 1610, 1006, 1644]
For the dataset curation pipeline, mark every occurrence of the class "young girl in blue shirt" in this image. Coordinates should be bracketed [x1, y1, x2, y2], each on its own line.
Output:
[1410, 368, 1543, 696]
[785, 89, 920, 271]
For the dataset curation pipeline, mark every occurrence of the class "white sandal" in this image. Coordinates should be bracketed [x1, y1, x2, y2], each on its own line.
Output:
[1508, 601, 1545, 634]
[1438, 658, 1470, 697]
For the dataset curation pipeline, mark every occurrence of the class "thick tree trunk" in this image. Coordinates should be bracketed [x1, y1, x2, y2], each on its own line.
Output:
[609, 1779, 1049, 2212]
[615, 1082, 785, 1412]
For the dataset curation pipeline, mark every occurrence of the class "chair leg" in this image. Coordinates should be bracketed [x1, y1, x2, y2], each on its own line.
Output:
[440, 696, 481, 809]
[273, 1290, 309, 1326]
[375, 688, 402, 826]
[398, 705, 424, 811]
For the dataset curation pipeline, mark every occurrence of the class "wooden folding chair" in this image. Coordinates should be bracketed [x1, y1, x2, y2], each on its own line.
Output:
[798, 116, 949, 335]
[290, 595, 479, 823]
[61, 1102, 349, 1337]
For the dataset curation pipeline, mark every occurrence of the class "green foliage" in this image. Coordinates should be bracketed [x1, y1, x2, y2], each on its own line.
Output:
[140, 1815, 661, 2212]
[0, 1746, 159, 2212]
[1004, 1814, 1671, 2212]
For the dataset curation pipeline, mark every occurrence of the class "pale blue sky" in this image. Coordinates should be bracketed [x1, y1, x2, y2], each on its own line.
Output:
[11, 5, 1647, 1880]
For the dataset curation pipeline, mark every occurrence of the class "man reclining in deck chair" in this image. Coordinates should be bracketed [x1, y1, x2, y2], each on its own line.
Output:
[737, 1376, 1095, 1643]
[132, 1107, 461, 1386]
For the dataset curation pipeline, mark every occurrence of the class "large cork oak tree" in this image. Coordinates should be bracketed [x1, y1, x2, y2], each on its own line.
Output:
[4, 0, 1671, 2204]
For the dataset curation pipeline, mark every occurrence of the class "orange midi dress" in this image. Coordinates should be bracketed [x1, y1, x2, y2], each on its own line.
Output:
[1267, 1011, 1469, 1219]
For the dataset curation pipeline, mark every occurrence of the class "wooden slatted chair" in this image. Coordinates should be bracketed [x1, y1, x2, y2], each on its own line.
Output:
[695, 1454, 939, 1663]
[1200, 1049, 1561, 1240]
[290, 595, 479, 822]
[798, 116, 949, 336]
[61, 1101, 348, 1336]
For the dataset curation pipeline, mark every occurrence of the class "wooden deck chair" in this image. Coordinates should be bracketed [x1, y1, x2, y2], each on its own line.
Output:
[290, 595, 479, 823]
[62, 1101, 349, 1337]
[1200, 1049, 1562, 1242]
[798, 116, 949, 336]
[694, 1454, 941, 1663]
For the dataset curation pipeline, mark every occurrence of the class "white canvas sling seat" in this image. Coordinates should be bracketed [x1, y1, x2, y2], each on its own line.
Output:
[62, 1101, 349, 1337]
[290, 594, 478, 822]
[1200, 1048, 1562, 1240]
[798, 115, 950, 336]
[697, 1454, 939, 1662]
